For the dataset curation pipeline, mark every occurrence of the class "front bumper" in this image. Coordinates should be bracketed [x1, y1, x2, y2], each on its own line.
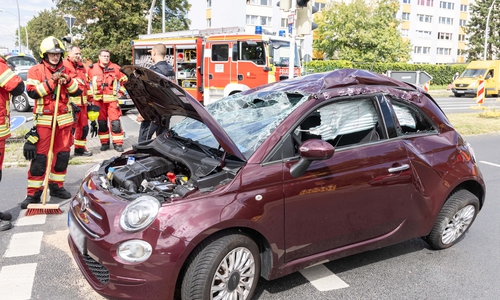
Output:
[451, 88, 476, 95]
[67, 182, 186, 300]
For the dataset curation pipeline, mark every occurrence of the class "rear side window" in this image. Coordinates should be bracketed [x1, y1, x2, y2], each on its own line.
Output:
[391, 100, 437, 135]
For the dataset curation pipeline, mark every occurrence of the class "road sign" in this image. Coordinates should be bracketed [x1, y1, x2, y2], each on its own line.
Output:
[288, 14, 294, 25]
[10, 116, 26, 131]
[386, 71, 433, 85]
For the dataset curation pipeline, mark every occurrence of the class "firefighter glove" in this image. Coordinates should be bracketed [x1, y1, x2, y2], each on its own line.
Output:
[87, 104, 100, 121]
[23, 127, 39, 160]
[116, 91, 125, 98]
[70, 103, 81, 123]
[90, 120, 98, 138]
[51, 72, 69, 85]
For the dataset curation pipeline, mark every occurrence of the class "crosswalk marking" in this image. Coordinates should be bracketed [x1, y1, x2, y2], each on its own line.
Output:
[4, 231, 44, 257]
[15, 213, 47, 226]
[300, 264, 349, 291]
[0, 263, 37, 299]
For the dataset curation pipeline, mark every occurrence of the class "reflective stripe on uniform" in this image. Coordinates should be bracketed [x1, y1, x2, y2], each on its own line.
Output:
[0, 68, 15, 87]
[27, 179, 43, 189]
[49, 173, 66, 183]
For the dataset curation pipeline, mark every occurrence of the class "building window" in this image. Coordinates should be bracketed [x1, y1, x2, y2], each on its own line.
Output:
[438, 17, 453, 25]
[459, 19, 467, 26]
[260, 16, 272, 26]
[437, 32, 452, 40]
[460, 4, 467, 12]
[416, 30, 432, 39]
[260, 0, 270, 6]
[440, 1, 454, 10]
[401, 29, 409, 37]
[458, 49, 467, 55]
[417, 14, 433, 23]
[418, 0, 433, 6]
[207, 18, 211, 28]
[437, 47, 451, 55]
[246, 15, 259, 25]
[207, 0, 211, 8]
[403, 0, 411, 3]
[314, 3, 326, 10]
[402, 13, 410, 20]
[281, 18, 287, 28]
[458, 34, 466, 41]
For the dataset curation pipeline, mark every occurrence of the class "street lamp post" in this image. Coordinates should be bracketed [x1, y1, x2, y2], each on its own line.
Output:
[483, 0, 497, 61]
[0, 7, 22, 52]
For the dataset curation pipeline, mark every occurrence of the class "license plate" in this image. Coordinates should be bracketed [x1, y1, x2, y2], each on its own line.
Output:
[68, 213, 87, 255]
[119, 99, 132, 105]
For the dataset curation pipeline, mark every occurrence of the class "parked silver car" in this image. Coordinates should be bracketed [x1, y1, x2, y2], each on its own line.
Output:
[10, 68, 35, 112]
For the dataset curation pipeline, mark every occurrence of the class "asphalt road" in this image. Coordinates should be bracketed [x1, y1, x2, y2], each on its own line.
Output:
[1, 110, 500, 300]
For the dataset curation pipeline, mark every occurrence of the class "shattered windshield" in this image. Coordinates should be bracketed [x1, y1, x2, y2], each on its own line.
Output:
[172, 91, 308, 159]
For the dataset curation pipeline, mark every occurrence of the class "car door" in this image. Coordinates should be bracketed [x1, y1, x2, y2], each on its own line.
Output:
[283, 96, 415, 262]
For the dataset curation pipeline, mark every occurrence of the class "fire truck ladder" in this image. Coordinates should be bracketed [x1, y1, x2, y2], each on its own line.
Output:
[139, 27, 246, 39]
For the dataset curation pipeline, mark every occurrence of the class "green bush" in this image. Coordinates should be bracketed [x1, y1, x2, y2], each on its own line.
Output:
[305, 60, 468, 86]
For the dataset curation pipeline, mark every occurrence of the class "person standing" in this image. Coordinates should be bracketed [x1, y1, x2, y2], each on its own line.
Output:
[87, 49, 127, 152]
[0, 54, 25, 230]
[137, 43, 175, 143]
[20, 36, 82, 209]
[64, 45, 92, 156]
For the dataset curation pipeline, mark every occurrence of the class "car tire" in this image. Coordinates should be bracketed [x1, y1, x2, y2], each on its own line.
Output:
[425, 190, 479, 250]
[12, 93, 31, 112]
[181, 233, 260, 300]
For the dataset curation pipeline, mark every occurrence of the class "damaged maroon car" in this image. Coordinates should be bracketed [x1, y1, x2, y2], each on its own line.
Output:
[68, 67, 485, 300]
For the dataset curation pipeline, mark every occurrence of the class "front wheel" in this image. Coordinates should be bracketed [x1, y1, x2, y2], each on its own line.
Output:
[181, 233, 260, 300]
[425, 190, 479, 250]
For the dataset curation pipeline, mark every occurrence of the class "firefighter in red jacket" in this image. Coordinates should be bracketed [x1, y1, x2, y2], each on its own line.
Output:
[20, 36, 82, 209]
[63, 45, 92, 156]
[87, 49, 127, 152]
[0, 54, 24, 230]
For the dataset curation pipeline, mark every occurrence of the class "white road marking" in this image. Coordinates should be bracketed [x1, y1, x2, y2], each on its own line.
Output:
[480, 161, 500, 168]
[299, 264, 349, 291]
[0, 263, 37, 299]
[4, 232, 44, 257]
[15, 213, 47, 226]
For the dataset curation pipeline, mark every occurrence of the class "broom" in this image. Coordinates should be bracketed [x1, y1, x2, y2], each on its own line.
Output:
[26, 81, 64, 216]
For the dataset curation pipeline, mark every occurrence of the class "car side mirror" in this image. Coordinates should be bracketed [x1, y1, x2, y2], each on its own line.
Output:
[485, 74, 492, 80]
[290, 139, 335, 178]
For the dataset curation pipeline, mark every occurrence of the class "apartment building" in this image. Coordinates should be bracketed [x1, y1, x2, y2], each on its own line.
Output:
[399, 0, 472, 64]
[202, 0, 470, 64]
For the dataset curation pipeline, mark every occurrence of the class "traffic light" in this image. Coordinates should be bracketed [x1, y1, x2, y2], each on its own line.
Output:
[296, 0, 310, 7]
[296, 1, 318, 36]
[277, 0, 291, 12]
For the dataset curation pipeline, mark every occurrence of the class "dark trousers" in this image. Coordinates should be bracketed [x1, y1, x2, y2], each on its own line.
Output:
[138, 121, 167, 143]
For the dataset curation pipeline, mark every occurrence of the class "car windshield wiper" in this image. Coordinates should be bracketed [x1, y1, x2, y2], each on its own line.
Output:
[184, 139, 218, 159]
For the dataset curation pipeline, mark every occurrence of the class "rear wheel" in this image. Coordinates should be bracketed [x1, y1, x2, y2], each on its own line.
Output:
[12, 93, 31, 112]
[181, 233, 260, 300]
[425, 190, 479, 250]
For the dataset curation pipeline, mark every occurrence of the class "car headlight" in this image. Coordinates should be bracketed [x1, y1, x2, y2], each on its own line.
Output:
[117, 240, 152, 263]
[119, 196, 160, 232]
[470, 82, 477, 88]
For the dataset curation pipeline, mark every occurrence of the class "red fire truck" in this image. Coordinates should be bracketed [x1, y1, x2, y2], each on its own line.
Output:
[131, 27, 301, 105]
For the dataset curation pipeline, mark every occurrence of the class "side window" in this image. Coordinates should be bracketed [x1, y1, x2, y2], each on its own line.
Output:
[211, 44, 229, 61]
[232, 43, 238, 61]
[295, 98, 382, 149]
[239, 41, 265, 65]
[390, 100, 436, 135]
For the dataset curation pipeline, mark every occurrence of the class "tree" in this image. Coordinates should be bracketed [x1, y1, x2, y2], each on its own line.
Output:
[313, 0, 411, 63]
[24, 9, 68, 60]
[56, 0, 191, 65]
[465, 0, 500, 61]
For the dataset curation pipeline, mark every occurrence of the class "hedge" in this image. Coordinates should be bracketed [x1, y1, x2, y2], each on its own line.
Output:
[302, 60, 468, 86]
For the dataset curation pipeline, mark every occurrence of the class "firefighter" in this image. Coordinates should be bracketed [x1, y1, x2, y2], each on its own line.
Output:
[137, 43, 174, 142]
[87, 49, 127, 152]
[63, 45, 92, 156]
[20, 36, 82, 209]
[0, 54, 24, 230]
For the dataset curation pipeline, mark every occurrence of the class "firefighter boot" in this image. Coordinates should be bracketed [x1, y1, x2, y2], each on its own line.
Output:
[20, 190, 42, 209]
[100, 142, 110, 151]
[113, 143, 124, 152]
[0, 211, 12, 221]
[74, 148, 93, 156]
[49, 183, 72, 199]
[0, 219, 11, 231]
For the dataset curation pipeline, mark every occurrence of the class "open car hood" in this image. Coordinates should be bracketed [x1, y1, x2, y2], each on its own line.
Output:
[121, 66, 246, 161]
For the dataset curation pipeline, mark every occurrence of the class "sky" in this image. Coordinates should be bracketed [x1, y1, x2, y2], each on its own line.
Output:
[0, 0, 206, 54]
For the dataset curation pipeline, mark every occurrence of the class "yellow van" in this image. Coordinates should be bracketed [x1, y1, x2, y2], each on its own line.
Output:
[452, 60, 500, 97]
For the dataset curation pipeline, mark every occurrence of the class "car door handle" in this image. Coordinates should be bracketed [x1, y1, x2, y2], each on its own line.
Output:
[388, 164, 410, 173]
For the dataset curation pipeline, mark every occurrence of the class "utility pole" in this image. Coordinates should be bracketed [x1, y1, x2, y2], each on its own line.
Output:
[288, 1, 296, 79]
